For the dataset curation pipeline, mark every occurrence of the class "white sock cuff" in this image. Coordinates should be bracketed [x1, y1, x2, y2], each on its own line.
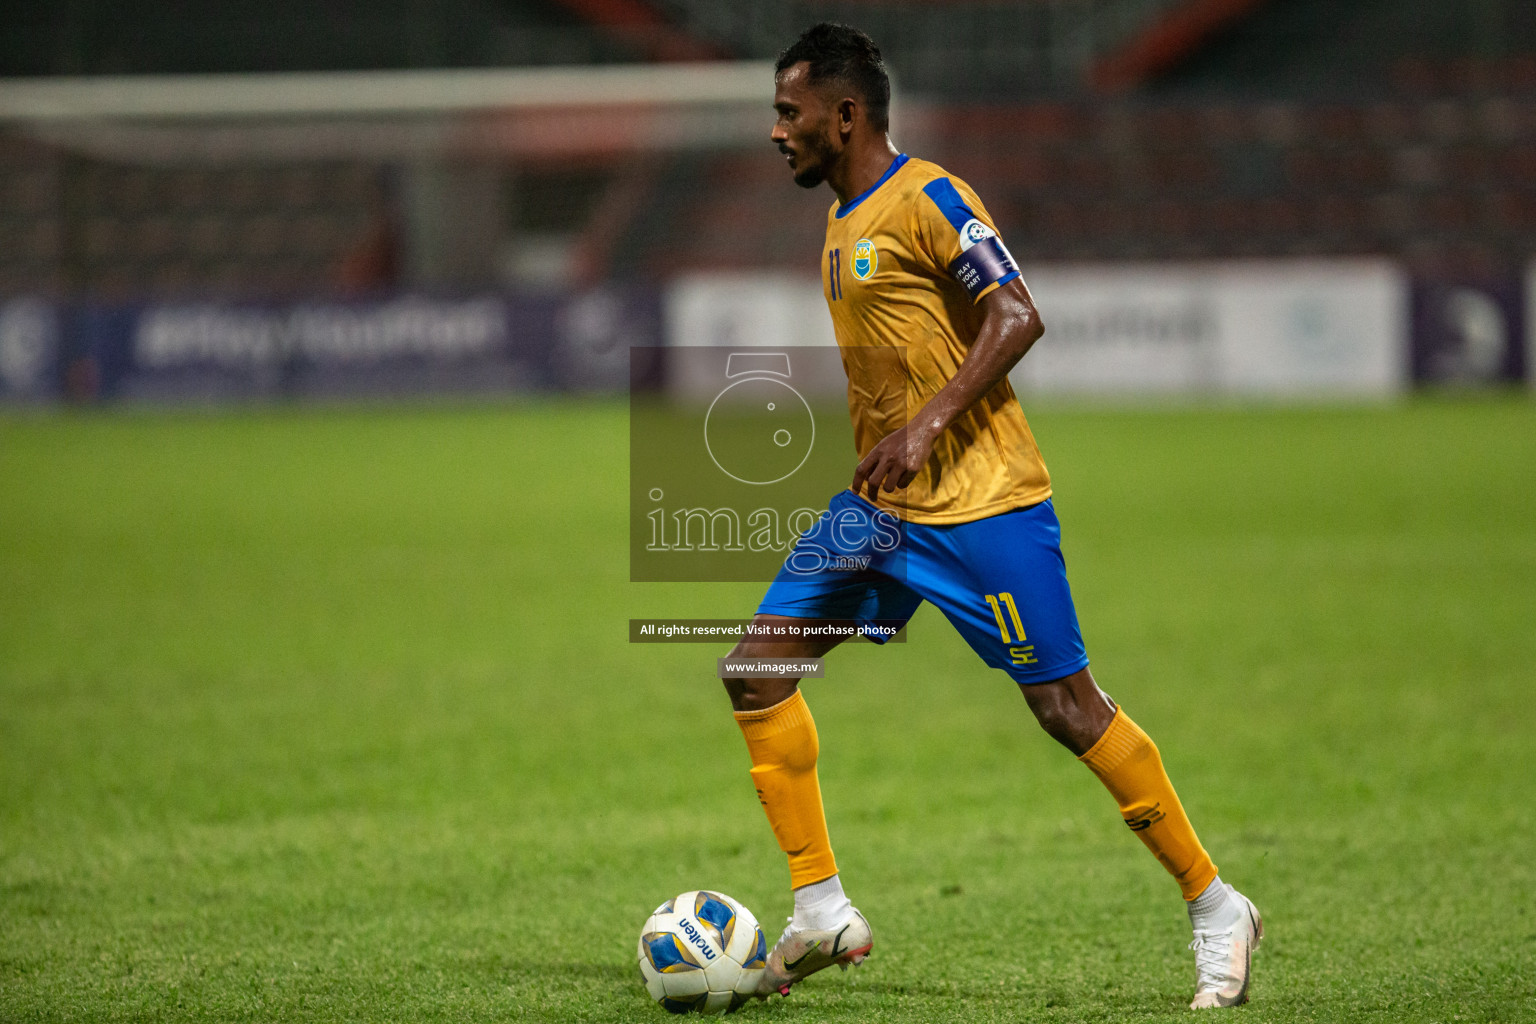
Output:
[1187, 875, 1238, 931]
[792, 873, 851, 930]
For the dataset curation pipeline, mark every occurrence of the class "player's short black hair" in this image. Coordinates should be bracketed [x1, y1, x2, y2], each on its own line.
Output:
[776, 23, 890, 131]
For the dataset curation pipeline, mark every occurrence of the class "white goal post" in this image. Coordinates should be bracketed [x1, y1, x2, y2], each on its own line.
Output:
[0, 62, 782, 162]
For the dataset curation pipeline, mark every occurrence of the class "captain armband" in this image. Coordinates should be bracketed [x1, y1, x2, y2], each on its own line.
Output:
[946, 218, 1020, 301]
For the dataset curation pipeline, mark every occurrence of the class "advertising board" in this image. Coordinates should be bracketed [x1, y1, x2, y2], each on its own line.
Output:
[0, 289, 661, 403]
[0, 298, 60, 402]
[664, 261, 1409, 398]
[1409, 276, 1526, 386]
[1009, 260, 1407, 397]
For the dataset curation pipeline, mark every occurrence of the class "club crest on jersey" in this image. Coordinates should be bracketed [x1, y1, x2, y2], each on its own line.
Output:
[958, 218, 996, 251]
[851, 238, 878, 280]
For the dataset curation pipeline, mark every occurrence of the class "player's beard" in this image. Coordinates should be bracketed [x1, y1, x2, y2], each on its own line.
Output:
[791, 129, 838, 189]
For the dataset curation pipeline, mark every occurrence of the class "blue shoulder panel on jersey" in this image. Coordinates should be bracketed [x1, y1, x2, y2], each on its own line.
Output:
[835, 153, 910, 219]
[920, 177, 976, 232]
[921, 178, 1020, 299]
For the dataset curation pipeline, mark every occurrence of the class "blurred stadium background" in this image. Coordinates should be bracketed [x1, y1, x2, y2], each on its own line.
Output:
[3, 4, 1535, 1022]
[0, 0, 1533, 400]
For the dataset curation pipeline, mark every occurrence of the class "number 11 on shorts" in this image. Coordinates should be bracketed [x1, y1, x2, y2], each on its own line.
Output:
[984, 592, 1038, 665]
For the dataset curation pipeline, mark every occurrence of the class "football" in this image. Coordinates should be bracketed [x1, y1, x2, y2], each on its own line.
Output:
[637, 890, 768, 1014]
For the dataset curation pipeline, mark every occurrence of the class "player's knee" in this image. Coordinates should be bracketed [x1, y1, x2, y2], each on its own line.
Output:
[1029, 700, 1073, 742]
[723, 674, 798, 712]
[723, 639, 797, 710]
[1025, 692, 1096, 755]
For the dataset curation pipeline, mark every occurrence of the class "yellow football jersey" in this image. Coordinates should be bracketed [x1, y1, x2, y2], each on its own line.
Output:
[822, 154, 1052, 524]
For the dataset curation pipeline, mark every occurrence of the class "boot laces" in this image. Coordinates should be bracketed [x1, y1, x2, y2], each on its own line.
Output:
[1188, 929, 1234, 983]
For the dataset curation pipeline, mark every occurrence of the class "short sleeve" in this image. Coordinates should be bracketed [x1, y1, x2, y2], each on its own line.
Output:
[913, 176, 1021, 303]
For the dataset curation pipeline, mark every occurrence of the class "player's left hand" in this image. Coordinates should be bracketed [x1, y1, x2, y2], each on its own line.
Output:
[852, 423, 937, 502]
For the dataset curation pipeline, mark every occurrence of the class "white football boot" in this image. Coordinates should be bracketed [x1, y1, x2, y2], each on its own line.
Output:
[1188, 886, 1263, 1009]
[755, 907, 873, 996]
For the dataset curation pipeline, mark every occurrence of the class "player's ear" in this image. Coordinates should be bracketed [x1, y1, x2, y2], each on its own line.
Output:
[836, 97, 858, 135]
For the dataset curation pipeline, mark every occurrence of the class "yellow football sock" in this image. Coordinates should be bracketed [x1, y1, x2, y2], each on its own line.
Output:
[1079, 708, 1219, 901]
[734, 690, 839, 889]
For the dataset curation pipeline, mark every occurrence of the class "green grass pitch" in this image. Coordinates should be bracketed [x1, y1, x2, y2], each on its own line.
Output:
[2, 397, 1533, 1022]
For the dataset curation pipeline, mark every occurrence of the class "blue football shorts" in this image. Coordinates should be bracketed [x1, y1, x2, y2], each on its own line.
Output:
[756, 489, 1090, 686]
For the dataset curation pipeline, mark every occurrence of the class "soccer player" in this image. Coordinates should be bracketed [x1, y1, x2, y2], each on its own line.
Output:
[723, 23, 1263, 1010]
